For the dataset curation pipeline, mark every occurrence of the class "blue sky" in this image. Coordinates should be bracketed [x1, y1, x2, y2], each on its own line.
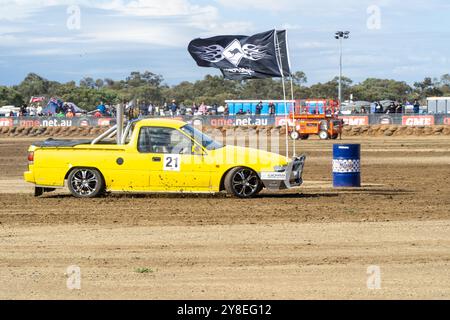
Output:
[0, 0, 449, 86]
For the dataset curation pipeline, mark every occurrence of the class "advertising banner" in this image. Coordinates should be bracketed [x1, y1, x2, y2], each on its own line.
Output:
[1, 115, 448, 128]
[208, 116, 274, 127]
[402, 116, 435, 126]
[340, 116, 369, 126]
[0, 117, 114, 127]
[0, 118, 14, 127]
[275, 116, 295, 127]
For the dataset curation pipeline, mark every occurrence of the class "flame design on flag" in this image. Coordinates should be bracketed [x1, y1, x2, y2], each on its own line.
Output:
[192, 44, 225, 63]
[241, 44, 269, 61]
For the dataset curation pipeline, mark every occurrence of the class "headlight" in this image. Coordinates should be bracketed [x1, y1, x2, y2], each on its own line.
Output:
[273, 165, 287, 172]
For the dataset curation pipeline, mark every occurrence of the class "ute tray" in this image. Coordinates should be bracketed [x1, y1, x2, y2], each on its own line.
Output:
[32, 138, 92, 148]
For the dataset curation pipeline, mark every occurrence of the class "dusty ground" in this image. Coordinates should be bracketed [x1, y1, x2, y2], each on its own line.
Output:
[0, 135, 450, 299]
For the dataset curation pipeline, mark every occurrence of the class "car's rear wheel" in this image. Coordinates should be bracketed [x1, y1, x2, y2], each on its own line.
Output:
[331, 133, 339, 140]
[34, 187, 44, 197]
[224, 167, 262, 198]
[68, 168, 104, 198]
[290, 131, 300, 140]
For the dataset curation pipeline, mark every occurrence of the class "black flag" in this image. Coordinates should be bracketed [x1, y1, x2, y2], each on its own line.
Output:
[188, 30, 284, 80]
[276, 30, 292, 77]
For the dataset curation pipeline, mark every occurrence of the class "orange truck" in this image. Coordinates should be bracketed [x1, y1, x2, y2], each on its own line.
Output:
[288, 99, 343, 140]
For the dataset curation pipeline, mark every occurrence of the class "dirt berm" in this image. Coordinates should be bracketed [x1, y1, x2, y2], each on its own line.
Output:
[1, 125, 449, 138]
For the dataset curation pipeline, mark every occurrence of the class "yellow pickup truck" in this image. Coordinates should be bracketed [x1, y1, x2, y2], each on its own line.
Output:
[24, 118, 305, 198]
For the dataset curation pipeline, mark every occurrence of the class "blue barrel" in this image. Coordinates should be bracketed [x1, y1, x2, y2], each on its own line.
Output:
[333, 144, 361, 187]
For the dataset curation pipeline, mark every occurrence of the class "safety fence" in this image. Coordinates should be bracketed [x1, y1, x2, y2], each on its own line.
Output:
[1, 114, 450, 128]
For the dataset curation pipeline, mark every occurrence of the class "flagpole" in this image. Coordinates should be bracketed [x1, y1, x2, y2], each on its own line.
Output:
[285, 29, 296, 158]
[274, 29, 289, 159]
[289, 75, 296, 157]
[286, 29, 301, 157]
[281, 75, 289, 159]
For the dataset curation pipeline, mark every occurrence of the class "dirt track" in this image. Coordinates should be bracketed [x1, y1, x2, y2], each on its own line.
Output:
[1, 136, 450, 299]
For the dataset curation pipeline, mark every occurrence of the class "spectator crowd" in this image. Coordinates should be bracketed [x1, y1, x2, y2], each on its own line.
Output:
[1, 97, 431, 118]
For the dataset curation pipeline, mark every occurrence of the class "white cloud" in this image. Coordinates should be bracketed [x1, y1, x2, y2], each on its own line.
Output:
[117, 0, 216, 17]
[215, 0, 362, 13]
[28, 36, 78, 44]
[27, 48, 73, 56]
[0, 0, 218, 20]
[0, 34, 19, 45]
[0, 0, 68, 20]
[296, 41, 329, 49]
[0, 0, 250, 47]
[392, 65, 421, 75]
[281, 24, 302, 31]
[84, 25, 189, 46]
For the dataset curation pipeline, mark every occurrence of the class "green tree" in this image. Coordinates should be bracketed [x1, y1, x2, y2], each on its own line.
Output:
[352, 78, 413, 101]
[126, 71, 163, 88]
[79, 77, 95, 89]
[309, 76, 353, 99]
[240, 79, 283, 100]
[95, 79, 104, 89]
[16, 73, 50, 99]
[413, 77, 442, 99]
[439, 74, 450, 95]
[0, 86, 24, 106]
[291, 71, 307, 85]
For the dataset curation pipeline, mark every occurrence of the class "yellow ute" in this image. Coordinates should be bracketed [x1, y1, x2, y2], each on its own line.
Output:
[24, 119, 306, 198]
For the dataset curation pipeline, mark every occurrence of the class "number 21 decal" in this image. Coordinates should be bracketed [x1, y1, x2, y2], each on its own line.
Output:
[163, 155, 181, 171]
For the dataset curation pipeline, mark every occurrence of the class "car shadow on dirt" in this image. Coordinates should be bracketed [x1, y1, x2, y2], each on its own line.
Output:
[39, 187, 413, 200]
[255, 192, 340, 199]
[41, 192, 341, 200]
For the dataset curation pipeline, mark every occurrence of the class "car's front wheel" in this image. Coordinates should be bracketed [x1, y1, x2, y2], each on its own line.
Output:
[224, 167, 262, 198]
[68, 168, 105, 198]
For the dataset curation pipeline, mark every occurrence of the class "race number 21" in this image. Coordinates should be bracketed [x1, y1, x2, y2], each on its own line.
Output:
[164, 155, 181, 171]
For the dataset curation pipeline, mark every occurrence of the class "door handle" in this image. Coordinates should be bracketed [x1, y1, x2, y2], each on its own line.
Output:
[152, 157, 161, 162]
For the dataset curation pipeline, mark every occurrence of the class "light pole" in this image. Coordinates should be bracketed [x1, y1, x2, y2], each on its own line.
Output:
[335, 31, 350, 104]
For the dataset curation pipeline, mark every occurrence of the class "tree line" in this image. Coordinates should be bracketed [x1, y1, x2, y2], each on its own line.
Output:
[1, 71, 449, 111]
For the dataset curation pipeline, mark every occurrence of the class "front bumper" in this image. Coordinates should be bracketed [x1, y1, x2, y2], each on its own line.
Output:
[260, 155, 306, 190]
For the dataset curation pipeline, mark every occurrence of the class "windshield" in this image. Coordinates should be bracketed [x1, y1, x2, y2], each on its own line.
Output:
[181, 124, 224, 151]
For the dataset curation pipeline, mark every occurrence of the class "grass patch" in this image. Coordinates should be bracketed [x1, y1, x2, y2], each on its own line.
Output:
[135, 267, 154, 274]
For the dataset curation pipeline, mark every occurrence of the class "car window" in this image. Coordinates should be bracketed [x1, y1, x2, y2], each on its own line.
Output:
[138, 126, 193, 154]
[181, 125, 223, 151]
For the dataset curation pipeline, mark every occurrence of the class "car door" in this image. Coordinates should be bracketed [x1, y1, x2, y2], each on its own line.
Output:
[137, 126, 211, 192]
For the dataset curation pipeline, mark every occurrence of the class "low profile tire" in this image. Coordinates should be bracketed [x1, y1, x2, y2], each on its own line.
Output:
[224, 167, 262, 198]
[68, 168, 104, 198]
[300, 134, 309, 140]
[290, 131, 300, 140]
[319, 130, 329, 140]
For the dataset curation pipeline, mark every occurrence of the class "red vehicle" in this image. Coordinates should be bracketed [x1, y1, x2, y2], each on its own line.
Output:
[288, 99, 343, 140]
